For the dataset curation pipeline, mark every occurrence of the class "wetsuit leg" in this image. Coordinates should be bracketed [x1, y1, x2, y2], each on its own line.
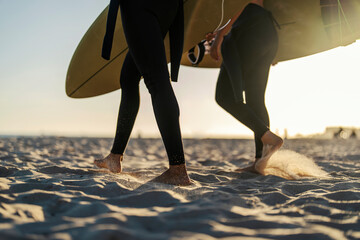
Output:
[245, 58, 271, 158]
[118, 0, 185, 165]
[242, 34, 278, 158]
[215, 65, 269, 138]
[111, 53, 141, 154]
[218, 10, 278, 158]
[218, 49, 276, 159]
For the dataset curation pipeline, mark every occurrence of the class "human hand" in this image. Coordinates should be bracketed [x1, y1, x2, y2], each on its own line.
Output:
[205, 32, 216, 42]
[209, 34, 223, 61]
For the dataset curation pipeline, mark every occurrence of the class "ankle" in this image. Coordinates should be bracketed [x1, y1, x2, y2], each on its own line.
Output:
[168, 164, 188, 174]
[261, 130, 283, 144]
[109, 153, 123, 160]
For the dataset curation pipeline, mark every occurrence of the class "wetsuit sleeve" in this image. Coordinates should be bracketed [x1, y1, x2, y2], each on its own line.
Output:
[168, 0, 184, 82]
[102, 0, 120, 60]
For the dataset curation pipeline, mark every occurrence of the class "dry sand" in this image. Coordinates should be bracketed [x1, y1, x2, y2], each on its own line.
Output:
[0, 137, 359, 240]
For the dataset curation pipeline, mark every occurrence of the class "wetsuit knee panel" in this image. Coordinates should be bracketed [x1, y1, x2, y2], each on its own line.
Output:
[120, 75, 141, 91]
[142, 71, 171, 95]
[215, 90, 233, 111]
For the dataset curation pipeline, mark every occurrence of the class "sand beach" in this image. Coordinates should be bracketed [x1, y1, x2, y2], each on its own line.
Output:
[0, 136, 359, 239]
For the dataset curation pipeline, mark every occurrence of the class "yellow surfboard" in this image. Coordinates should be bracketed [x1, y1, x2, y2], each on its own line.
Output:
[182, 0, 360, 68]
[66, 0, 360, 98]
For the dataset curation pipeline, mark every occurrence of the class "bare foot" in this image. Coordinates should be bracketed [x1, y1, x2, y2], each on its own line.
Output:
[94, 153, 123, 173]
[151, 164, 191, 186]
[235, 158, 260, 173]
[255, 131, 283, 174]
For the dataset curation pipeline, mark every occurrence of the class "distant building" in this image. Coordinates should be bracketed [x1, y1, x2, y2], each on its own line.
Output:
[324, 127, 359, 139]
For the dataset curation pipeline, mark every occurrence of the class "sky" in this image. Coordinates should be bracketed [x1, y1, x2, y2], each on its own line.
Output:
[0, 0, 359, 138]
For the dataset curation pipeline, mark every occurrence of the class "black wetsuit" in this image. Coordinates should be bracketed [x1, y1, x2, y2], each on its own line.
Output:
[215, 3, 279, 158]
[102, 0, 185, 165]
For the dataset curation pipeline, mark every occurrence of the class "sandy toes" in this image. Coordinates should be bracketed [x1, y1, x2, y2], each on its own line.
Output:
[94, 153, 123, 173]
[235, 164, 258, 173]
[235, 157, 261, 173]
[151, 164, 191, 186]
